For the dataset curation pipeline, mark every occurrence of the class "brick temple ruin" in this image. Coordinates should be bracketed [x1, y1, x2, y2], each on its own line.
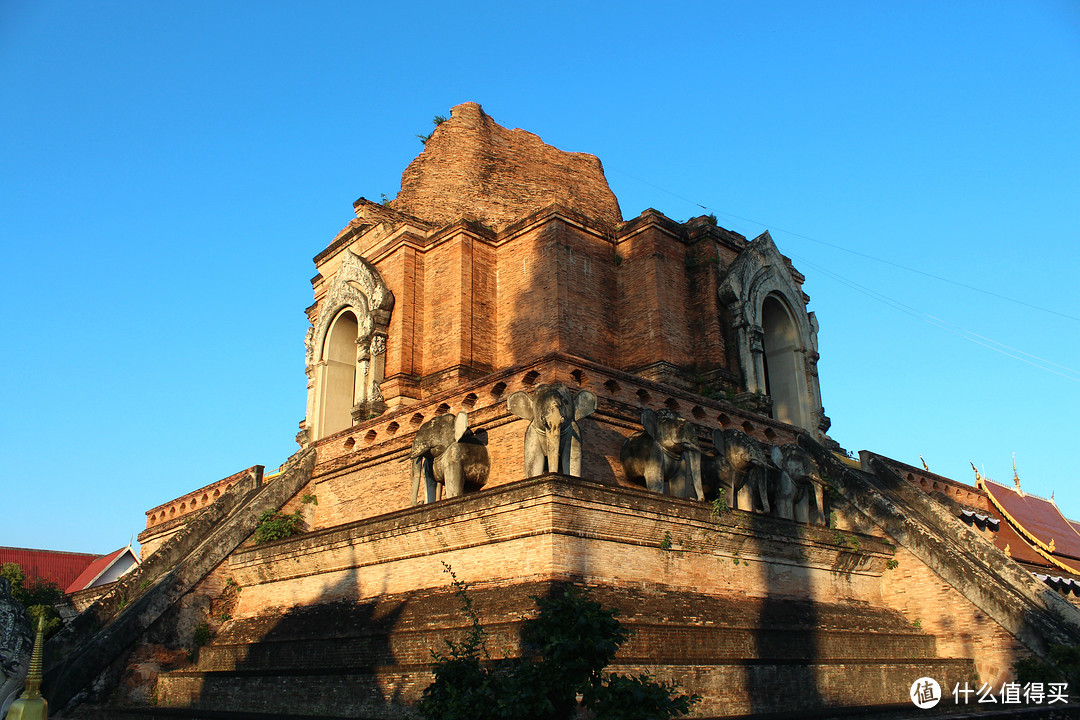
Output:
[38, 102, 1080, 718]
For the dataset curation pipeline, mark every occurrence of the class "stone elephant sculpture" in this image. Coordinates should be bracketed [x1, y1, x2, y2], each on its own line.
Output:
[410, 412, 489, 504]
[711, 428, 775, 514]
[508, 383, 597, 477]
[620, 409, 704, 500]
[770, 444, 825, 524]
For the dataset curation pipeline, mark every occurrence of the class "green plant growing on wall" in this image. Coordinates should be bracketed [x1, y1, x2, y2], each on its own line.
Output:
[659, 530, 673, 551]
[193, 621, 212, 647]
[417, 566, 699, 720]
[710, 491, 729, 523]
[254, 509, 304, 544]
[417, 114, 449, 145]
[301, 493, 318, 505]
[886, 559, 899, 570]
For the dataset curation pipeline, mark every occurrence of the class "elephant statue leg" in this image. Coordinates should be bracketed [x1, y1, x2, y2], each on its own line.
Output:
[435, 443, 468, 499]
[792, 482, 809, 524]
[810, 482, 826, 525]
[769, 446, 795, 520]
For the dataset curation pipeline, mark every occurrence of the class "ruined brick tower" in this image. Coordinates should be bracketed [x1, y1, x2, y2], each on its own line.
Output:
[46, 103, 1080, 718]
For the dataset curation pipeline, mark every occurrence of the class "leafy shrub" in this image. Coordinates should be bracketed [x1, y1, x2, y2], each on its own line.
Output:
[416, 568, 699, 720]
[193, 621, 212, 647]
[2, 562, 64, 638]
[253, 509, 303, 544]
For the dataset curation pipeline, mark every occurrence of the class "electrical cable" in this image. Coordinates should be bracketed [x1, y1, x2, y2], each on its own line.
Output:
[609, 167, 1080, 323]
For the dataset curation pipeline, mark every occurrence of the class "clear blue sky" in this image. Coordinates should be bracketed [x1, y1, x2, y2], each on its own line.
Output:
[2, 1, 1078, 554]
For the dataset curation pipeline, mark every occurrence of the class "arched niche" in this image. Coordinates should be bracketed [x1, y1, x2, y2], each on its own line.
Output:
[761, 294, 810, 428]
[302, 251, 394, 442]
[718, 231, 829, 439]
[319, 309, 360, 437]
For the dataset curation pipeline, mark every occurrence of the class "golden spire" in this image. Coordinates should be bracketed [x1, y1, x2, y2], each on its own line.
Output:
[6, 614, 48, 719]
[1013, 453, 1022, 492]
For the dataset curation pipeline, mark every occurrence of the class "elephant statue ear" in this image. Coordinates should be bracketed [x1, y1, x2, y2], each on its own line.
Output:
[770, 444, 784, 468]
[573, 390, 598, 421]
[454, 411, 469, 442]
[711, 428, 725, 454]
[507, 391, 533, 421]
[641, 408, 659, 440]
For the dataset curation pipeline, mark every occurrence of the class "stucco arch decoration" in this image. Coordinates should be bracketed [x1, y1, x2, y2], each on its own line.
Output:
[301, 250, 394, 443]
[718, 231, 831, 440]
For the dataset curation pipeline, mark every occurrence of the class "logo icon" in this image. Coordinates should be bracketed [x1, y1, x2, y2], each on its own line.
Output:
[910, 677, 941, 708]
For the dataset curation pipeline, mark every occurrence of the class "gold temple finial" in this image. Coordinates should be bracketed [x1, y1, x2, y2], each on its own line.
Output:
[1049, 538, 1057, 553]
[1013, 453, 1022, 491]
[6, 614, 48, 719]
[920, 455, 929, 472]
[970, 462, 983, 486]
[1004, 543, 1011, 558]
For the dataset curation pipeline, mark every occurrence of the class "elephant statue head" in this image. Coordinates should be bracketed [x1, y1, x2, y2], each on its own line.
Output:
[711, 428, 775, 514]
[770, 444, 824, 524]
[410, 411, 489, 504]
[620, 409, 704, 500]
[508, 383, 597, 477]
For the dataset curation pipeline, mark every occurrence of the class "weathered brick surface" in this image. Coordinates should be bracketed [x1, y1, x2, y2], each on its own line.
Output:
[392, 102, 621, 231]
[153, 517, 973, 718]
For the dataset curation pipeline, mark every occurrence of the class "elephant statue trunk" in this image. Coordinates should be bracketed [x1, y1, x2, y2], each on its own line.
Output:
[508, 383, 598, 477]
[770, 443, 825, 524]
[620, 408, 704, 501]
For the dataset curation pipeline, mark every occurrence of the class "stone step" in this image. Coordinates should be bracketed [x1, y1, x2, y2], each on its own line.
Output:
[192, 621, 937, 672]
[152, 657, 976, 718]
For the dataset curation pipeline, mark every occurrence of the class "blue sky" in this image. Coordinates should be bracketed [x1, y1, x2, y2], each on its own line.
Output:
[2, 1, 1078, 554]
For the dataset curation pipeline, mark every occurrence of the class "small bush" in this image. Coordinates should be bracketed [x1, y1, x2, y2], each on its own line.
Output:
[417, 568, 698, 720]
[711, 491, 729, 520]
[254, 509, 304, 544]
[193, 621, 212, 647]
[659, 531, 673, 551]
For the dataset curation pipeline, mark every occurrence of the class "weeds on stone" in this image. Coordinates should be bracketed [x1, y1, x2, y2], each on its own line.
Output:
[193, 621, 212, 647]
[659, 530, 673, 551]
[710, 491, 729, 524]
[886, 559, 899, 570]
[417, 565, 699, 720]
[254, 509, 304, 544]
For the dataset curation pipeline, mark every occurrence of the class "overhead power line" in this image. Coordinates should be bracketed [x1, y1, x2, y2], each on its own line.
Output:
[609, 168, 1080, 323]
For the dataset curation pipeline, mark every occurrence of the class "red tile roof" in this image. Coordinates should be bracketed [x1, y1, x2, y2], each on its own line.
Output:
[980, 477, 1080, 569]
[0, 546, 100, 590]
[65, 547, 138, 593]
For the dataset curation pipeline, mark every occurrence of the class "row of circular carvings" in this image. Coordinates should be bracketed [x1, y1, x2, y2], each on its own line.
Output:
[333, 369, 782, 455]
[146, 483, 234, 528]
[906, 472, 981, 506]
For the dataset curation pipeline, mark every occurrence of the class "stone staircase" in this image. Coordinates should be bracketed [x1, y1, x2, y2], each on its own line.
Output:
[137, 581, 975, 719]
[44, 447, 316, 712]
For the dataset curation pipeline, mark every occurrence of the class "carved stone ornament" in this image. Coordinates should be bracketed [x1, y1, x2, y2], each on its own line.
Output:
[305, 250, 394, 369]
[370, 335, 387, 357]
